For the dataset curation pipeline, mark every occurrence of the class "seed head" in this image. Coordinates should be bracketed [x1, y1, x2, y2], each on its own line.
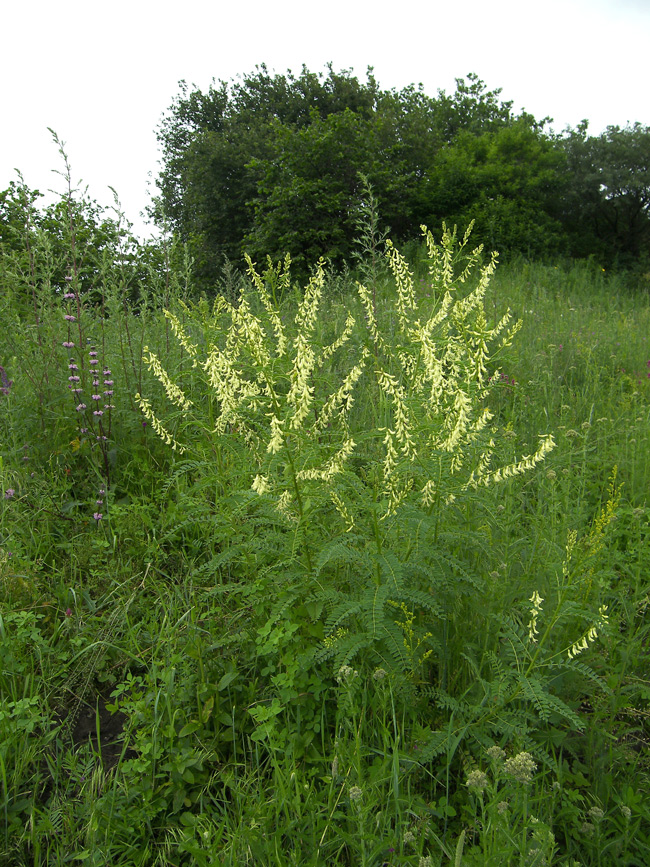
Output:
[348, 785, 362, 802]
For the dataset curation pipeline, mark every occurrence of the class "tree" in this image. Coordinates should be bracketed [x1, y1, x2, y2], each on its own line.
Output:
[431, 72, 516, 142]
[559, 123, 650, 266]
[154, 65, 380, 288]
[244, 109, 378, 269]
[419, 119, 568, 258]
[156, 68, 534, 287]
[1, 178, 159, 316]
[158, 65, 650, 283]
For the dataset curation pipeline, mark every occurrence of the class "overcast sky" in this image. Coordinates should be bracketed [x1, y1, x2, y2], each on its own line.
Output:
[3, 0, 649, 238]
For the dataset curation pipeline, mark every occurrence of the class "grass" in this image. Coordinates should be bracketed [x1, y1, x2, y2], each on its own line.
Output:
[0, 216, 649, 866]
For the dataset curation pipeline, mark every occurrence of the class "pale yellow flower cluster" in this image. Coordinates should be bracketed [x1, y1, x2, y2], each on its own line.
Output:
[276, 489, 296, 522]
[286, 267, 324, 430]
[312, 349, 368, 435]
[203, 344, 261, 435]
[527, 590, 544, 642]
[199, 258, 365, 520]
[568, 605, 609, 659]
[369, 229, 553, 512]
[385, 239, 416, 332]
[135, 394, 186, 453]
[376, 369, 416, 460]
[329, 489, 355, 532]
[297, 438, 356, 482]
[266, 415, 284, 454]
[449, 252, 497, 325]
[319, 312, 355, 364]
[464, 435, 556, 490]
[244, 254, 288, 358]
[163, 309, 199, 368]
[142, 346, 193, 412]
[423, 221, 482, 293]
[251, 474, 270, 495]
[139, 227, 556, 534]
[231, 294, 272, 371]
[356, 283, 385, 352]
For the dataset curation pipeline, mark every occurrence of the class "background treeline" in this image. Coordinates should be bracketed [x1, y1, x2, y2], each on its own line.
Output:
[2, 64, 650, 298]
[152, 64, 650, 287]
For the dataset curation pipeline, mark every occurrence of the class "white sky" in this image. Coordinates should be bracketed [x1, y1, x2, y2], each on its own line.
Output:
[3, 0, 649, 239]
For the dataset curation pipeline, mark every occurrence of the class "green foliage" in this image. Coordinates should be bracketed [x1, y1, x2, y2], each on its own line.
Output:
[245, 109, 377, 269]
[1, 176, 650, 865]
[423, 121, 568, 257]
[155, 64, 650, 289]
[560, 122, 650, 267]
[154, 64, 381, 286]
[155, 67, 562, 288]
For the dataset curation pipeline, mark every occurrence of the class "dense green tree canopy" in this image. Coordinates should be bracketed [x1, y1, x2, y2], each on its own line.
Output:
[15, 65, 641, 293]
[154, 65, 550, 286]
[557, 122, 650, 267]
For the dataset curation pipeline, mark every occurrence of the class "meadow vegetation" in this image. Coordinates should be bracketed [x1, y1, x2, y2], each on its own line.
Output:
[0, 160, 649, 866]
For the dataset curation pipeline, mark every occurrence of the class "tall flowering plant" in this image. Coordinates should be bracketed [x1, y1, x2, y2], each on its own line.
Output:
[60, 274, 116, 522]
[138, 227, 553, 551]
[136, 226, 556, 680]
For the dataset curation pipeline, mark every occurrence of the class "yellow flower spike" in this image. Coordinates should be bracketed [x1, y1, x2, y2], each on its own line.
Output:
[142, 347, 193, 413]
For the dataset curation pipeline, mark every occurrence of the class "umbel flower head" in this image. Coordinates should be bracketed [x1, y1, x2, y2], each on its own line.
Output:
[466, 769, 489, 791]
[503, 751, 537, 784]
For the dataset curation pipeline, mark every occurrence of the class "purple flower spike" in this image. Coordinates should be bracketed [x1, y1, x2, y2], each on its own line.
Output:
[62, 341, 74, 348]
[64, 292, 75, 300]
[92, 394, 101, 401]
[64, 314, 76, 322]
[93, 410, 104, 416]
[0, 366, 13, 395]
[4, 488, 15, 499]
[68, 375, 80, 383]
[93, 512, 103, 522]
[76, 403, 87, 411]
